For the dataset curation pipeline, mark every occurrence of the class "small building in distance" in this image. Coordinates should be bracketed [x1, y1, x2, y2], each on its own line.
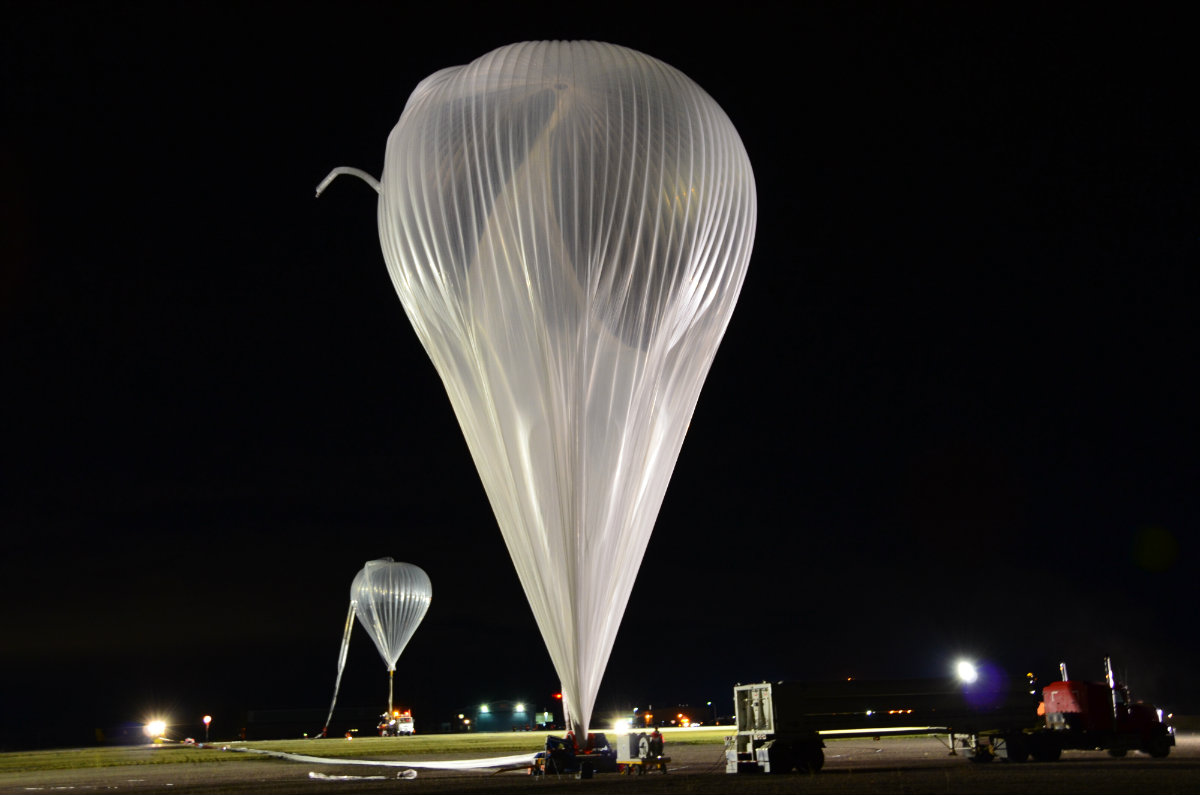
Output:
[452, 699, 557, 732]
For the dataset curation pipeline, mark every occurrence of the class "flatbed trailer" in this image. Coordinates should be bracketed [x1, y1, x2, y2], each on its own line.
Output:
[727, 676, 1040, 773]
[728, 658, 1175, 774]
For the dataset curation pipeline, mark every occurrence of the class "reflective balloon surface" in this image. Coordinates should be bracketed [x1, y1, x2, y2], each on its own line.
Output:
[346, 41, 754, 734]
[351, 558, 432, 671]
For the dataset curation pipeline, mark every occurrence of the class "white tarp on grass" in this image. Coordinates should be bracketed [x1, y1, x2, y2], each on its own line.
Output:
[224, 744, 538, 771]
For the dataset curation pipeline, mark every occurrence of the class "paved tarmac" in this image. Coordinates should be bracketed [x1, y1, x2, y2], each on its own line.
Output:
[5, 732, 1198, 794]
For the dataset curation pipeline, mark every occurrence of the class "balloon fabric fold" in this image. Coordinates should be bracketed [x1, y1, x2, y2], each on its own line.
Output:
[319, 41, 755, 736]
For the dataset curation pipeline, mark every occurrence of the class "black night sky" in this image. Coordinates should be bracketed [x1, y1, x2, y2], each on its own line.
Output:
[2, 2, 1196, 749]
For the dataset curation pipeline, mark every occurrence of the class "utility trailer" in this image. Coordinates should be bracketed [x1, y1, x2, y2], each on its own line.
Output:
[726, 674, 1040, 773]
[615, 732, 670, 775]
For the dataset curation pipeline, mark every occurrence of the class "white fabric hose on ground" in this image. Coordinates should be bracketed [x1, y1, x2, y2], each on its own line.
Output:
[224, 745, 538, 771]
[309, 770, 418, 780]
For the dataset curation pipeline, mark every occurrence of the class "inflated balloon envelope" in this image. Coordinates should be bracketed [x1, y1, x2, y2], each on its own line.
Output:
[322, 559, 431, 735]
[351, 560, 432, 687]
[318, 41, 756, 736]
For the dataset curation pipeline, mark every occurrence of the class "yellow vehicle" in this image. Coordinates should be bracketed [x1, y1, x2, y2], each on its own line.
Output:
[616, 731, 669, 775]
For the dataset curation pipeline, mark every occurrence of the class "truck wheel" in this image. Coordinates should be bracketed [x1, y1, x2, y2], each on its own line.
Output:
[796, 743, 824, 774]
[768, 742, 794, 774]
[1004, 734, 1029, 763]
[970, 745, 995, 763]
[1029, 736, 1061, 762]
[1143, 732, 1172, 759]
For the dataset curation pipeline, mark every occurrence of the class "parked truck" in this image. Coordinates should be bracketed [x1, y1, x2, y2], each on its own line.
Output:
[1028, 657, 1174, 761]
[377, 708, 415, 736]
[726, 657, 1174, 774]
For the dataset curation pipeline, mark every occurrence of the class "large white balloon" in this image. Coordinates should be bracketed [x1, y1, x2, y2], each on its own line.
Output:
[319, 41, 755, 735]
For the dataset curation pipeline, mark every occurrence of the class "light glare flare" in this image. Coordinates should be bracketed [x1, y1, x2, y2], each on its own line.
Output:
[957, 660, 979, 683]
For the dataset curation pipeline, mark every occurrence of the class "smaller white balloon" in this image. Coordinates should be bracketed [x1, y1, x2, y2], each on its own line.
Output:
[322, 558, 432, 735]
[351, 558, 432, 672]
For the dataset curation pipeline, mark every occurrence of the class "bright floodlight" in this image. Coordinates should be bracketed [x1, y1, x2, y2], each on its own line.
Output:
[956, 660, 979, 683]
[144, 720, 166, 738]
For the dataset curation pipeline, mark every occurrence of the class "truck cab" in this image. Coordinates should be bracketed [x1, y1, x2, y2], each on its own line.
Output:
[1037, 658, 1174, 759]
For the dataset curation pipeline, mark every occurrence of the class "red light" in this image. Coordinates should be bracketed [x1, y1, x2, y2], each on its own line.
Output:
[553, 693, 562, 700]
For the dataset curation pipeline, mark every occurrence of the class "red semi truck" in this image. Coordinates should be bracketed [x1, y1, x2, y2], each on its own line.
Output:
[727, 656, 1174, 774]
[1025, 657, 1174, 761]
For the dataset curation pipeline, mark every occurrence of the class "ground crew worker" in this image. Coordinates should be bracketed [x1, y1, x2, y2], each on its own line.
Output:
[648, 727, 664, 757]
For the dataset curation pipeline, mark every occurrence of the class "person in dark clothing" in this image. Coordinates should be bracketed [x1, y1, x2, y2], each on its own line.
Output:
[648, 727, 664, 757]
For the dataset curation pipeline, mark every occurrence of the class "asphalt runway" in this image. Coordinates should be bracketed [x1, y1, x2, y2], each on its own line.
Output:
[5, 732, 1198, 794]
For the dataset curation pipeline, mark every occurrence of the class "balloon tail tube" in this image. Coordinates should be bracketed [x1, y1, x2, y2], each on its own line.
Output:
[388, 669, 394, 716]
[315, 166, 381, 196]
[322, 602, 358, 737]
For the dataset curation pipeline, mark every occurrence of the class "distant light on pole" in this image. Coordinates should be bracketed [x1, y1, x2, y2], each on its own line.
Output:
[956, 660, 979, 684]
[202, 715, 212, 743]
